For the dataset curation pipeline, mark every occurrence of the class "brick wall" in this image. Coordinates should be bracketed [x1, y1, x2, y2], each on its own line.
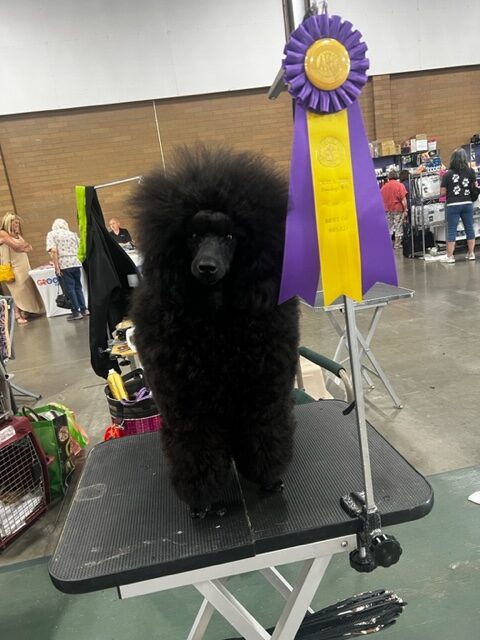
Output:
[0, 90, 293, 267]
[390, 66, 480, 159]
[0, 145, 15, 215]
[0, 65, 479, 267]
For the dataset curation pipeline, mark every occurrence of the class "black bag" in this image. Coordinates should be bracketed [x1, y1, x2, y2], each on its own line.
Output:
[402, 223, 434, 258]
[56, 280, 71, 309]
[471, 181, 479, 203]
[56, 291, 71, 309]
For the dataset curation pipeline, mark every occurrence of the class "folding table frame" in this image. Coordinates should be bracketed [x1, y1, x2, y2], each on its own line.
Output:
[308, 284, 414, 408]
[119, 534, 356, 640]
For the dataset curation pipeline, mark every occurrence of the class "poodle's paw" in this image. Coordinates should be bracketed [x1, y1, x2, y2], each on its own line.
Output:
[261, 479, 285, 494]
[213, 504, 227, 517]
[189, 505, 211, 519]
[189, 503, 228, 519]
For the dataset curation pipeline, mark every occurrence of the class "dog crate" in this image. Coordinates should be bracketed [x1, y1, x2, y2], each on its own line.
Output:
[0, 416, 49, 550]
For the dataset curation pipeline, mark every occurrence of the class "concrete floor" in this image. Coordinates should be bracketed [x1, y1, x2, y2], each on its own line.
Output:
[1, 249, 479, 567]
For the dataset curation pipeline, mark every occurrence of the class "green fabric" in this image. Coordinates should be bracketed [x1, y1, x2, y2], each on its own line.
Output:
[21, 405, 76, 499]
[76, 185, 88, 262]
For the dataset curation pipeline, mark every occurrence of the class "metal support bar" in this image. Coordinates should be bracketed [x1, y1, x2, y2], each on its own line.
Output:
[343, 297, 376, 512]
[324, 303, 403, 408]
[186, 598, 216, 640]
[195, 579, 270, 640]
[187, 578, 228, 640]
[9, 381, 41, 400]
[94, 176, 141, 190]
[118, 534, 354, 598]
[355, 328, 403, 409]
[270, 556, 331, 640]
[260, 567, 315, 615]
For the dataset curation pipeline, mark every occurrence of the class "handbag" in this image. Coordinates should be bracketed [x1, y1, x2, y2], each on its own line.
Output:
[0, 243, 14, 284]
[22, 405, 77, 499]
[55, 283, 71, 309]
[471, 181, 479, 203]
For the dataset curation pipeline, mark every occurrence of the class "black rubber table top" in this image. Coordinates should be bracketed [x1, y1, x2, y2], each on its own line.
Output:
[49, 401, 433, 594]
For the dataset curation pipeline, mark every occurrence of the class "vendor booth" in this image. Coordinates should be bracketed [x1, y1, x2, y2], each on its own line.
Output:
[28, 265, 88, 318]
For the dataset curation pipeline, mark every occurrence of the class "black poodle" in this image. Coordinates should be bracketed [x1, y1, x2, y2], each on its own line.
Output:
[132, 146, 299, 516]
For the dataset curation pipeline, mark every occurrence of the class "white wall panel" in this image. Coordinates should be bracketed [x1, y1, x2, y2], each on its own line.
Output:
[0, 0, 479, 116]
[0, 0, 285, 115]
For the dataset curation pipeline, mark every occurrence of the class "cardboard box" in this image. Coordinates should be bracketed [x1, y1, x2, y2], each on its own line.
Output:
[428, 140, 437, 151]
[416, 133, 428, 140]
[410, 138, 417, 152]
[380, 140, 396, 156]
[416, 139, 428, 152]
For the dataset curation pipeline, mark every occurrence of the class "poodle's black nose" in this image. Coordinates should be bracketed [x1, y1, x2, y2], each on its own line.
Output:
[198, 261, 218, 275]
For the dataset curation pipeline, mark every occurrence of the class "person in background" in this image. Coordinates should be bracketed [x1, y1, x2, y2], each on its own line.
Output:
[0, 213, 44, 325]
[440, 148, 477, 263]
[399, 169, 411, 222]
[108, 218, 133, 246]
[380, 170, 408, 249]
[46, 218, 89, 321]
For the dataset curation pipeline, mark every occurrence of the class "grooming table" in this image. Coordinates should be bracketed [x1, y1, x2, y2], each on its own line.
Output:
[308, 284, 415, 408]
[49, 401, 432, 640]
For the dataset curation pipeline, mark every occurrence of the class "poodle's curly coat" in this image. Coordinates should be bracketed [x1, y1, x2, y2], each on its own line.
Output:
[132, 146, 299, 511]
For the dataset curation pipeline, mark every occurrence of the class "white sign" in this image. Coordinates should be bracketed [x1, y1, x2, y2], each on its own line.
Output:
[28, 266, 88, 318]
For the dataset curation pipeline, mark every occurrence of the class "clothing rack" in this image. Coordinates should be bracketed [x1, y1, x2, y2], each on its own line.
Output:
[94, 176, 142, 190]
[0, 295, 41, 401]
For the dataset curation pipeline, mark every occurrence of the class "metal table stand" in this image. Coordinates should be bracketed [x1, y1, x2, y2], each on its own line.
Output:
[308, 283, 414, 408]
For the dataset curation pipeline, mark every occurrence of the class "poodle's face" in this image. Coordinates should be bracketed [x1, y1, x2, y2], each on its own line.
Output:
[187, 210, 237, 285]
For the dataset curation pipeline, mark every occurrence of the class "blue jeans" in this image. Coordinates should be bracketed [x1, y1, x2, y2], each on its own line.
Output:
[446, 203, 475, 242]
[61, 267, 86, 313]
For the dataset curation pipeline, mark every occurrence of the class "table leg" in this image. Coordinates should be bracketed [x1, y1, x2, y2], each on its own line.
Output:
[356, 330, 403, 408]
[270, 556, 332, 640]
[326, 305, 402, 408]
[194, 579, 270, 640]
[260, 567, 315, 614]
[186, 598, 218, 640]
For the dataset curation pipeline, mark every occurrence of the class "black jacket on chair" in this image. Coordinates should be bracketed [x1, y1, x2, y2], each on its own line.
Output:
[82, 187, 138, 378]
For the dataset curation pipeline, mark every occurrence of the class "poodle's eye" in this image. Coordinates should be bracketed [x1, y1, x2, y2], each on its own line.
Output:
[225, 234, 233, 242]
[190, 233, 198, 240]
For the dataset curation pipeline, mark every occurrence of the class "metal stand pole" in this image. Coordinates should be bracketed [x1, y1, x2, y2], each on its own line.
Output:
[342, 295, 402, 572]
[343, 296, 375, 511]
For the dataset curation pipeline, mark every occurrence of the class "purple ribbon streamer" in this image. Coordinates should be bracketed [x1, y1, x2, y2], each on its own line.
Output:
[347, 101, 398, 293]
[279, 105, 319, 305]
[279, 102, 397, 304]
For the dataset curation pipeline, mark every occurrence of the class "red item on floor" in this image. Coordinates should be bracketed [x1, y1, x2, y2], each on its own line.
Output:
[103, 424, 123, 441]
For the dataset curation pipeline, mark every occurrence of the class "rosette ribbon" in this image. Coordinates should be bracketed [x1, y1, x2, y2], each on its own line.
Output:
[279, 13, 397, 306]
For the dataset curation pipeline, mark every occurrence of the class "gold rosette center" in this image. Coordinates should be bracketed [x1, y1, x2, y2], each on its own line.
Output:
[304, 38, 351, 91]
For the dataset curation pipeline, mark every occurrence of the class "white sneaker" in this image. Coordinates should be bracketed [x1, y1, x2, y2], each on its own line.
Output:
[439, 255, 455, 263]
[465, 253, 476, 261]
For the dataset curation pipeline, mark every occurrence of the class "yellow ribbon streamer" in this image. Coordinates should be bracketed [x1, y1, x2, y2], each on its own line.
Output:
[307, 109, 362, 306]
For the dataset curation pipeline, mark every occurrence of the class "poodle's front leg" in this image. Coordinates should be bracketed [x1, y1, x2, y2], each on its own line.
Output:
[232, 403, 295, 491]
[161, 422, 231, 516]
